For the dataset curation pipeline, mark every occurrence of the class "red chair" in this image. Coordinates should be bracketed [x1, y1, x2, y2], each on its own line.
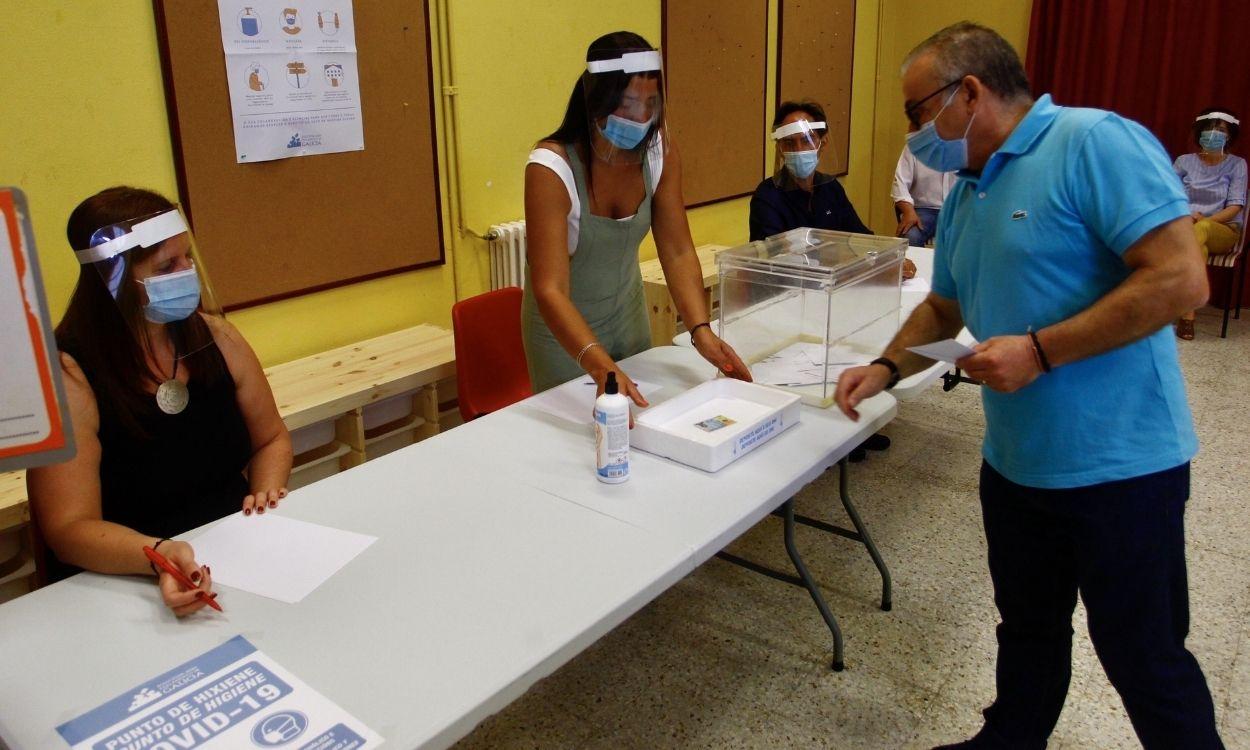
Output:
[452, 287, 533, 421]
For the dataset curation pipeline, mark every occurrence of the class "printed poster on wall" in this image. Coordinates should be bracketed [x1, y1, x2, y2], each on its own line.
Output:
[218, 2, 364, 163]
[56, 636, 382, 750]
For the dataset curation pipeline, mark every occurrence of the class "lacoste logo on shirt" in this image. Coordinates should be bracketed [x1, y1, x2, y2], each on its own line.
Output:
[1011, 209, 1028, 220]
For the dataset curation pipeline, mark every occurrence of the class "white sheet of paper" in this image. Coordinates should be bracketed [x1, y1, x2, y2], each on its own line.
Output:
[750, 341, 869, 386]
[902, 276, 931, 293]
[190, 513, 376, 603]
[526, 377, 662, 425]
[907, 338, 978, 363]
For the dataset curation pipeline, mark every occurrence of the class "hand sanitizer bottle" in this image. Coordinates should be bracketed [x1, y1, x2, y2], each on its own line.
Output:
[594, 372, 630, 483]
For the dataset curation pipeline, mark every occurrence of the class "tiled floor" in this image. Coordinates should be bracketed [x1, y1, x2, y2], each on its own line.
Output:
[455, 310, 1250, 750]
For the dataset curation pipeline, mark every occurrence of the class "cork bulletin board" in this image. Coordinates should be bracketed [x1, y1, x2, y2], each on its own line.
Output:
[662, 0, 770, 208]
[777, 0, 856, 177]
[153, 0, 443, 309]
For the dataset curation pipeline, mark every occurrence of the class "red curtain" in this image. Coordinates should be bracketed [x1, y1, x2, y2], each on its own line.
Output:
[1026, 0, 1250, 160]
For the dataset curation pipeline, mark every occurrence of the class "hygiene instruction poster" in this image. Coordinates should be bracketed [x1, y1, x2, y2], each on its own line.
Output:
[56, 636, 382, 750]
[217, 2, 364, 162]
[0, 187, 75, 473]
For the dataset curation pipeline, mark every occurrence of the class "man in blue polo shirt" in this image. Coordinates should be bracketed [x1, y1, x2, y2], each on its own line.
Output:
[835, 22, 1221, 750]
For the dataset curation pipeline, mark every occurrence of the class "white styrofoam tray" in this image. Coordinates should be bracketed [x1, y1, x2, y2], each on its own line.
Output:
[632, 379, 801, 472]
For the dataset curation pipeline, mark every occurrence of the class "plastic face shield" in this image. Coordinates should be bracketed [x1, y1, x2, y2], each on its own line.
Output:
[74, 207, 222, 323]
[771, 118, 831, 186]
[583, 49, 667, 164]
[1196, 111, 1240, 126]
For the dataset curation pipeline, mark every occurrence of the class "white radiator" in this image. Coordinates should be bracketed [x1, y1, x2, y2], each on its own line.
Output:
[488, 220, 527, 290]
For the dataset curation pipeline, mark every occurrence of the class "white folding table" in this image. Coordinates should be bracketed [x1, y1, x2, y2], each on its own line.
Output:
[0, 347, 895, 750]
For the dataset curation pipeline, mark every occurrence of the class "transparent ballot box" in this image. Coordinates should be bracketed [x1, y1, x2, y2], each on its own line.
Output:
[716, 228, 906, 408]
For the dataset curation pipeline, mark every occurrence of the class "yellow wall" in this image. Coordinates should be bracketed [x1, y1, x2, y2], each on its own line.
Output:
[4, 3, 180, 325]
[6, 0, 1017, 368]
[866, 0, 1033, 234]
[2, 1, 458, 367]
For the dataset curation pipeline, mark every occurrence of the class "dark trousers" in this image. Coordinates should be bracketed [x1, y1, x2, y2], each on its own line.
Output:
[975, 461, 1223, 750]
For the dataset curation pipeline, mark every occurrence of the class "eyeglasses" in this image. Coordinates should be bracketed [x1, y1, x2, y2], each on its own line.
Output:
[904, 78, 963, 128]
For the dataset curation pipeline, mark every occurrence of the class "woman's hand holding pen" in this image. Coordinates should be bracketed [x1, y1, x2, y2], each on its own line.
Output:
[155, 540, 216, 618]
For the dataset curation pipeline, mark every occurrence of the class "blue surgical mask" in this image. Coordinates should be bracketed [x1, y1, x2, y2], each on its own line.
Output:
[906, 90, 975, 172]
[140, 267, 201, 323]
[600, 114, 652, 151]
[1200, 129, 1228, 152]
[783, 149, 820, 179]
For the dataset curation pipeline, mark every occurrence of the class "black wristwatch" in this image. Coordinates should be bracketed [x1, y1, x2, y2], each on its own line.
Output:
[870, 357, 901, 390]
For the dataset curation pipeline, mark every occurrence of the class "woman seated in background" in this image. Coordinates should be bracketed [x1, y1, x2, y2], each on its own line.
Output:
[27, 186, 291, 616]
[749, 100, 872, 242]
[748, 101, 903, 461]
[1173, 108, 1247, 340]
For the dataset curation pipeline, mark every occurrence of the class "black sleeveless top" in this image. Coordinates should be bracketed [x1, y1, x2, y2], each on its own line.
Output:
[51, 342, 252, 578]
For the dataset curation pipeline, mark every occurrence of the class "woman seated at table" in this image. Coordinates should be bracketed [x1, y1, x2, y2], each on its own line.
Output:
[524, 31, 750, 405]
[748, 101, 872, 242]
[1173, 107, 1247, 340]
[27, 186, 292, 616]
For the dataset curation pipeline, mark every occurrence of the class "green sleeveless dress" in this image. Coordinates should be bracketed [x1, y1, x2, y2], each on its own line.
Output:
[522, 145, 654, 391]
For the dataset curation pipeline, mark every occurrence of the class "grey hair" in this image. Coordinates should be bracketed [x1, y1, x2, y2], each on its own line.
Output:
[902, 22, 1032, 103]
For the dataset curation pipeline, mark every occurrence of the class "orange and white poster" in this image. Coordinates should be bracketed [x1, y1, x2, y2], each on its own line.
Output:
[0, 187, 75, 471]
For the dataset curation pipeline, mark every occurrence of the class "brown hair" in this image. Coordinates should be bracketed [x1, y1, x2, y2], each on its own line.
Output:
[58, 186, 226, 436]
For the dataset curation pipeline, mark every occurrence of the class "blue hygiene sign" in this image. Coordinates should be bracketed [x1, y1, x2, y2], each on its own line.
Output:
[56, 636, 381, 750]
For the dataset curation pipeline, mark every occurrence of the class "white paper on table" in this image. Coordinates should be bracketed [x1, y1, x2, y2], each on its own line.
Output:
[526, 377, 663, 425]
[902, 276, 931, 293]
[907, 338, 978, 363]
[190, 513, 376, 603]
[750, 341, 869, 386]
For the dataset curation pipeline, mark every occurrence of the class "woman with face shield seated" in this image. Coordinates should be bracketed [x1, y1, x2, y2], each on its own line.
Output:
[26, 187, 292, 616]
[1173, 108, 1247, 340]
[749, 102, 901, 460]
[523, 31, 751, 409]
[751, 101, 918, 276]
[748, 101, 872, 240]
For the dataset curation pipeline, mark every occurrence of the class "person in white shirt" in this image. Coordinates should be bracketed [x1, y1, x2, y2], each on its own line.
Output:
[892, 131, 957, 246]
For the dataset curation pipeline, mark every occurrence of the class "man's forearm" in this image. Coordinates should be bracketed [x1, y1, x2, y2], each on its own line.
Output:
[1038, 265, 1205, 368]
[880, 296, 964, 378]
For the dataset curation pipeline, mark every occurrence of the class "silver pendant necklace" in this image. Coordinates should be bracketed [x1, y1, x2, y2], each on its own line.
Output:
[156, 347, 189, 415]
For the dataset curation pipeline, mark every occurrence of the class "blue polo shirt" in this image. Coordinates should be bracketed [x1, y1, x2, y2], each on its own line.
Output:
[932, 94, 1198, 489]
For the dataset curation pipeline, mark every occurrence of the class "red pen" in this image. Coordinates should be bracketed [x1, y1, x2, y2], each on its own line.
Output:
[143, 545, 223, 612]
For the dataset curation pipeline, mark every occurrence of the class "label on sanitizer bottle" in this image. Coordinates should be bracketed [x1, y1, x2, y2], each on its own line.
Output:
[594, 406, 630, 482]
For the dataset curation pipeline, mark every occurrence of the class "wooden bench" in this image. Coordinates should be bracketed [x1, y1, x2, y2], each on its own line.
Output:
[640, 244, 730, 347]
[264, 324, 457, 484]
[0, 470, 35, 601]
[0, 323, 458, 600]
